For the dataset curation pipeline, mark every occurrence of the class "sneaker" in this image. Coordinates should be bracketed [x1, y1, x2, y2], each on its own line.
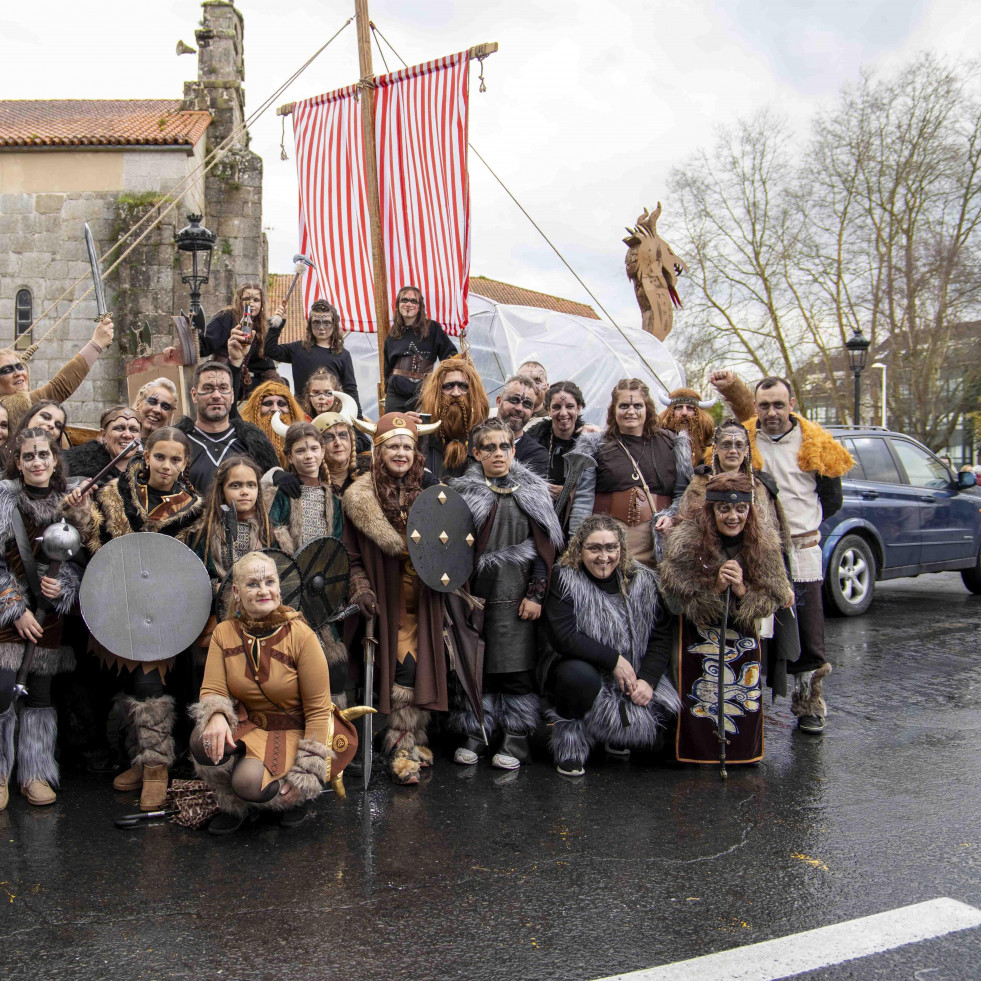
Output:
[556, 759, 585, 777]
[453, 746, 478, 765]
[797, 715, 825, 734]
[491, 751, 521, 771]
[605, 742, 630, 758]
[207, 810, 250, 836]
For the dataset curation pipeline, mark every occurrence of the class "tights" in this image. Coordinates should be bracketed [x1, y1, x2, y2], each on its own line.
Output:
[129, 665, 165, 701]
[0, 668, 52, 712]
[189, 733, 280, 803]
[550, 659, 603, 720]
[484, 670, 535, 696]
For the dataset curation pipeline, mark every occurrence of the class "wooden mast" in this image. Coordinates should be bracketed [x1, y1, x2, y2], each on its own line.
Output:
[354, 0, 391, 407]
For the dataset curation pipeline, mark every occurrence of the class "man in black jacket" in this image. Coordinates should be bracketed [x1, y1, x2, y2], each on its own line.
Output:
[175, 360, 279, 492]
[497, 375, 548, 478]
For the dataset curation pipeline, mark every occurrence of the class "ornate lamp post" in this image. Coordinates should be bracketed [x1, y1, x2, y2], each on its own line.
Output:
[174, 214, 216, 328]
[845, 328, 871, 425]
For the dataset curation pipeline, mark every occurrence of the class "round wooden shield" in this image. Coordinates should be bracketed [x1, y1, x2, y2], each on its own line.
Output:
[406, 484, 476, 593]
[214, 548, 302, 621]
[80, 534, 212, 662]
[294, 536, 349, 629]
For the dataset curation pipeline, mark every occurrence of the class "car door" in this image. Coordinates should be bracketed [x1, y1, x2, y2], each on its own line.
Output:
[888, 437, 976, 567]
[847, 436, 920, 575]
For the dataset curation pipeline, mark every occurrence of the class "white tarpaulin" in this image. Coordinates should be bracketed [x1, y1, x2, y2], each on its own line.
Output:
[340, 293, 685, 424]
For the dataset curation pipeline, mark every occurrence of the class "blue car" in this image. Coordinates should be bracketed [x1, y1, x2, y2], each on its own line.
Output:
[819, 426, 981, 615]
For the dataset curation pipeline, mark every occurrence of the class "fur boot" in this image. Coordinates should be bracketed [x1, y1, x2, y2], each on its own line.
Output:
[496, 692, 541, 737]
[450, 693, 497, 742]
[128, 695, 176, 769]
[546, 708, 593, 766]
[0, 703, 15, 783]
[193, 755, 251, 818]
[791, 663, 832, 718]
[17, 706, 59, 788]
[384, 684, 422, 785]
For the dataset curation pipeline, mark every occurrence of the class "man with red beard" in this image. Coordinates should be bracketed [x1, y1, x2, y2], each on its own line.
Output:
[416, 358, 489, 480]
[656, 388, 718, 467]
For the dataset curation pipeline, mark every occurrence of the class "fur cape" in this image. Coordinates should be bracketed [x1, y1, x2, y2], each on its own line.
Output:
[549, 563, 680, 749]
[659, 515, 791, 631]
[88, 464, 204, 553]
[62, 439, 114, 482]
[450, 459, 565, 567]
[0, 479, 82, 675]
[342, 472, 405, 558]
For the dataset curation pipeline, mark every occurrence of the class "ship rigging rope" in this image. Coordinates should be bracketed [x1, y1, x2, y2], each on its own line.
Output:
[22, 16, 356, 359]
[368, 22, 672, 394]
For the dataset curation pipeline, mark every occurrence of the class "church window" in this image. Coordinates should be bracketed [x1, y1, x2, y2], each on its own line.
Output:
[14, 288, 33, 349]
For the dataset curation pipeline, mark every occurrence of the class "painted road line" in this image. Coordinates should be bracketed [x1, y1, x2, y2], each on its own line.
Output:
[593, 897, 981, 981]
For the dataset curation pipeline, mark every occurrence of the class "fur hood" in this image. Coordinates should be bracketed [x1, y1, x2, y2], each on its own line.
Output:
[744, 415, 854, 478]
[450, 460, 565, 549]
[341, 473, 404, 556]
[659, 514, 791, 630]
[89, 464, 204, 552]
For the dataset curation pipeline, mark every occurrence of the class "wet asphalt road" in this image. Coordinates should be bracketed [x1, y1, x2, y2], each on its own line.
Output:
[2, 572, 980, 981]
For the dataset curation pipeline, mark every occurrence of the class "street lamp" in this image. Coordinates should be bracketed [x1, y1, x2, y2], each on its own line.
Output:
[174, 214, 216, 328]
[871, 362, 887, 428]
[844, 327, 871, 425]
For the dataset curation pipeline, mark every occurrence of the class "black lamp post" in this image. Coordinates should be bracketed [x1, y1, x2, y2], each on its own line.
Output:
[844, 327, 871, 425]
[174, 214, 216, 328]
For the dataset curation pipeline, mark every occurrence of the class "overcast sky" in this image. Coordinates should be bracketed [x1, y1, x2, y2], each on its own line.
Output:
[5, 0, 981, 342]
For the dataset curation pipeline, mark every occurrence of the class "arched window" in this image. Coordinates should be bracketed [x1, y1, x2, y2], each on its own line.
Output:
[14, 288, 32, 350]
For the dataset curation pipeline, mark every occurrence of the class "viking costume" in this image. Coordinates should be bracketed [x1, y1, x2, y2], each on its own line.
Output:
[568, 428, 692, 566]
[0, 480, 83, 805]
[450, 459, 564, 767]
[238, 381, 307, 469]
[660, 480, 792, 765]
[342, 412, 443, 785]
[86, 464, 204, 808]
[383, 319, 457, 413]
[174, 415, 279, 494]
[542, 561, 680, 771]
[63, 439, 133, 491]
[655, 388, 718, 467]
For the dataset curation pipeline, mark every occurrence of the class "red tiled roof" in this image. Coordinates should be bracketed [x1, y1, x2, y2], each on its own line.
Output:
[0, 100, 211, 148]
[470, 276, 600, 319]
[268, 273, 309, 344]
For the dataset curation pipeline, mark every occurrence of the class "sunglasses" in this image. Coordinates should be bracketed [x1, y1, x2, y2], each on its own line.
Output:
[144, 395, 174, 413]
[503, 395, 534, 410]
[477, 441, 514, 454]
[0, 362, 26, 376]
[713, 502, 750, 515]
[442, 381, 470, 393]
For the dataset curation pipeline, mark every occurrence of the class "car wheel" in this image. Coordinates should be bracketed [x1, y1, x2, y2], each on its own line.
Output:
[961, 544, 981, 594]
[824, 534, 876, 616]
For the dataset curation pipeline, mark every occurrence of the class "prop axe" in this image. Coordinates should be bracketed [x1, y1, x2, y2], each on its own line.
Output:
[270, 254, 316, 327]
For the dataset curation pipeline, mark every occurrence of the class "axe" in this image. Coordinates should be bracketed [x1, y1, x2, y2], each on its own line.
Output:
[270, 254, 316, 327]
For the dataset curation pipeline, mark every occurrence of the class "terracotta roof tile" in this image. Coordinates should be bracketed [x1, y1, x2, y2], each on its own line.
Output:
[0, 100, 211, 148]
[470, 276, 600, 319]
[268, 273, 309, 344]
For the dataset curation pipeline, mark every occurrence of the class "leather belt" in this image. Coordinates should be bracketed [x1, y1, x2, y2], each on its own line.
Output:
[791, 531, 821, 548]
[242, 708, 304, 731]
[594, 489, 669, 527]
[391, 368, 428, 381]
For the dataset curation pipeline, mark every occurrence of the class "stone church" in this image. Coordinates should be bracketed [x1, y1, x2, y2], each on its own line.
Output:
[0, 0, 265, 425]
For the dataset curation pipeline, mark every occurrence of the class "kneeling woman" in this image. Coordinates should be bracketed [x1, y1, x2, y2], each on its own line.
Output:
[84, 427, 204, 809]
[542, 514, 680, 776]
[659, 472, 793, 765]
[190, 551, 335, 834]
[0, 429, 85, 807]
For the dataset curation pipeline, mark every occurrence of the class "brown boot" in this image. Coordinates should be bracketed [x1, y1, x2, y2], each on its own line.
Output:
[0, 777, 8, 811]
[112, 764, 144, 792]
[139, 765, 169, 811]
[21, 779, 57, 806]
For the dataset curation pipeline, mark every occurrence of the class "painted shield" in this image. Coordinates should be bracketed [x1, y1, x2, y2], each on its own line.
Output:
[214, 548, 303, 622]
[80, 533, 212, 662]
[294, 536, 350, 630]
[406, 484, 476, 593]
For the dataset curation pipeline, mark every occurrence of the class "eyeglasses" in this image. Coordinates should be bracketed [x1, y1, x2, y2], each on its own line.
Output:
[476, 441, 514, 454]
[0, 363, 26, 376]
[583, 543, 621, 555]
[442, 380, 470, 393]
[713, 502, 750, 515]
[144, 395, 175, 413]
[717, 439, 747, 451]
[503, 395, 534, 410]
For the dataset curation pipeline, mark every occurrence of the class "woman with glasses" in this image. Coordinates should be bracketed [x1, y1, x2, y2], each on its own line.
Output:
[202, 283, 282, 396]
[568, 378, 692, 568]
[132, 377, 179, 438]
[660, 472, 793, 766]
[264, 299, 363, 419]
[63, 406, 144, 492]
[382, 285, 457, 413]
[0, 317, 114, 431]
[540, 514, 680, 776]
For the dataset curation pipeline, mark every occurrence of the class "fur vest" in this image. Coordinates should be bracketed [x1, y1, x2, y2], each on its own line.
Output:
[744, 415, 854, 478]
[262, 479, 339, 555]
[660, 517, 791, 631]
[63, 439, 113, 482]
[89, 465, 204, 552]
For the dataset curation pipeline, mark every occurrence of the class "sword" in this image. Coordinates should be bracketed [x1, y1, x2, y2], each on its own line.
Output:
[83, 222, 111, 322]
[362, 617, 377, 792]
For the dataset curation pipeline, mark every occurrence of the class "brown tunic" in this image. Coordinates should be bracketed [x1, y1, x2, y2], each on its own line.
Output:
[1, 353, 90, 431]
[201, 615, 331, 788]
[594, 431, 677, 496]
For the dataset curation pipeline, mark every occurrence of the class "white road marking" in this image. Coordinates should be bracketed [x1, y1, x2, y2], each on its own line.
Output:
[592, 898, 981, 981]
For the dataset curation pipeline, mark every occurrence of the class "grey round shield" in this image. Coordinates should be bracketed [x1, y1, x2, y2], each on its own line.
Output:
[295, 536, 350, 629]
[80, 533, 212, 662]
[406, 484, 476, 593]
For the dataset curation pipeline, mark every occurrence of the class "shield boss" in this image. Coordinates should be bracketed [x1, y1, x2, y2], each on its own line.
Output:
[406, 484, 476, 593]
[80, 534, 212, 662]
[295, 536, 350, 629]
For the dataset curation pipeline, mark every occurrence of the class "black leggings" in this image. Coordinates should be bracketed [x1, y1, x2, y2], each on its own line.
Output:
[549, 660, 602, 720]
[484, 670, 536, 697]
[128, 666, 165, 701]
[0, 668, 52, 712]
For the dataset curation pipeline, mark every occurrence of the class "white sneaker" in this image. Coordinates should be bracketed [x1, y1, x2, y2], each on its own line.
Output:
[605, 742, 630, 758]
[453, 746, 478, 765]
[491, 752, 521, 770]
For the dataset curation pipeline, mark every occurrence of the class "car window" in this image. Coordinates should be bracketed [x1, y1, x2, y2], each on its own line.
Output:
[840, 438, 866, 479]
[851, 438, 901, 484]
[891, 439, 950, 490]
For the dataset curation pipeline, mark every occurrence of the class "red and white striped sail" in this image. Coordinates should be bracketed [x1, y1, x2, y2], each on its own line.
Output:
[292, 52, 471, 335]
